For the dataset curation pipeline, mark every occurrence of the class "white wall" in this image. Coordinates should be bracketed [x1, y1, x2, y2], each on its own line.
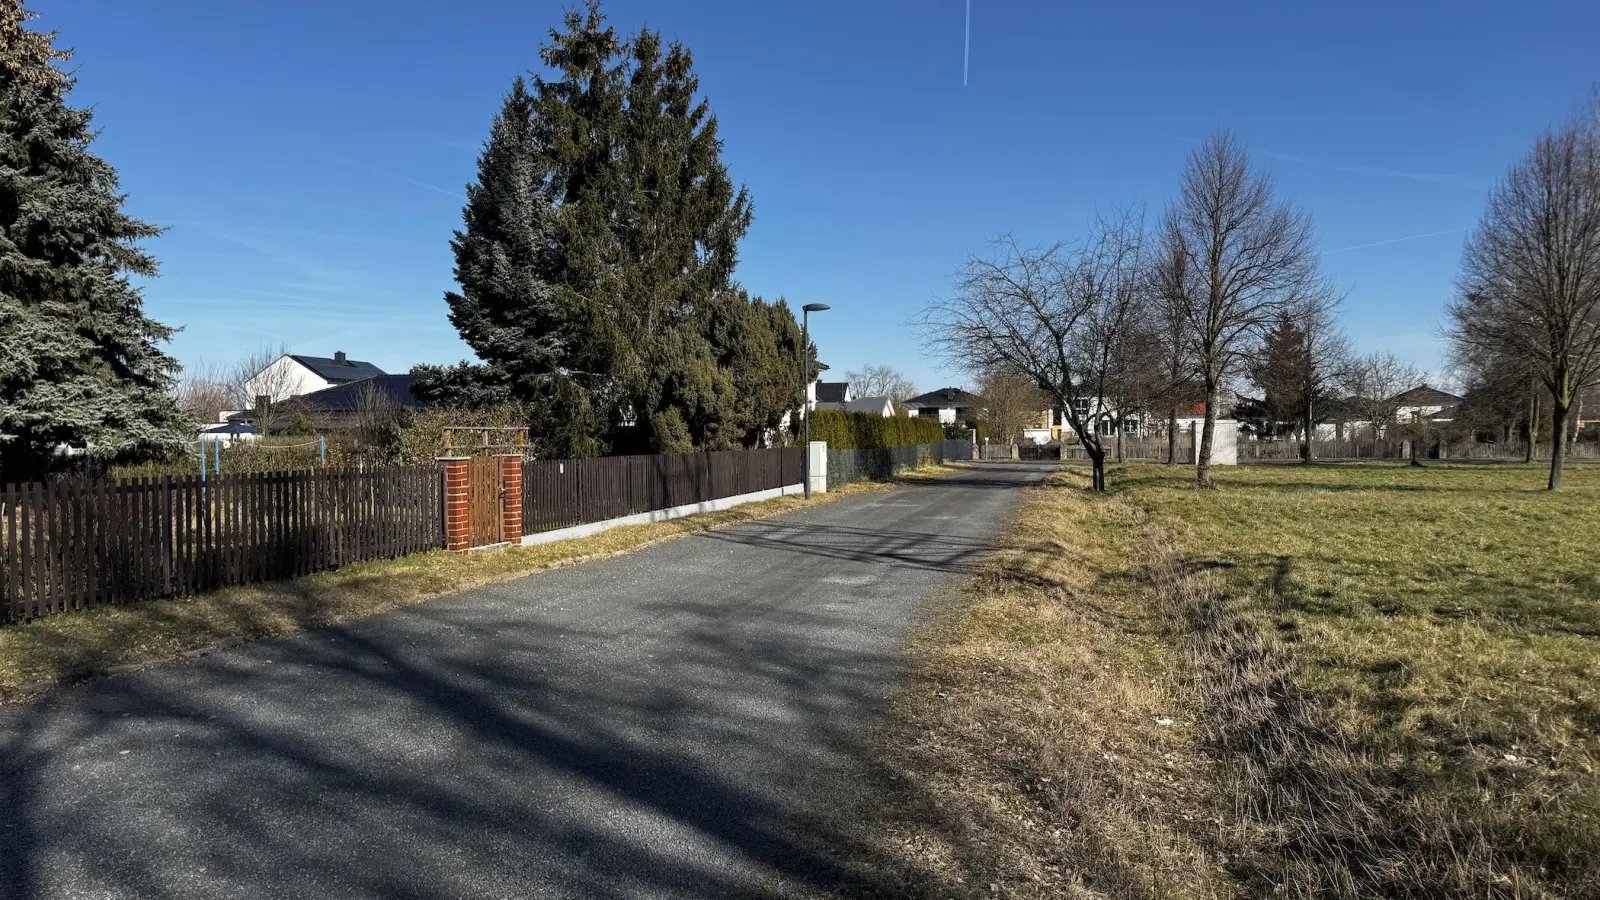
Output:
[244, 355, 328, 403]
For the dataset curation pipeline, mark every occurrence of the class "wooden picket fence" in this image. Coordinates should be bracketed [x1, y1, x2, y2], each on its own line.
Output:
[0, 466, 442, 625]
[522, 448, 804, 534]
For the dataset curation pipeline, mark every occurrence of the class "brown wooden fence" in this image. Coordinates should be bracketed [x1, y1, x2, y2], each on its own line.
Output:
[0, 466, 442, 625]
[522, 448, 804, 535]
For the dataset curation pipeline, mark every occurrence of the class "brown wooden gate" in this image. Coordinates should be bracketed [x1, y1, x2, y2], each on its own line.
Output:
[467, 456, 503, 546]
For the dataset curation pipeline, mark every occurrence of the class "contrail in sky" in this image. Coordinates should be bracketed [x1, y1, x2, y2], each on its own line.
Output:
[963, 0, 970, 85]
[1323, 228, 1465, 254]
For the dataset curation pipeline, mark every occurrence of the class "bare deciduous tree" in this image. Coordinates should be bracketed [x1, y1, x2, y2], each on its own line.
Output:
[975, 367, 1047, 445]
[843, 365, 917, 407]
[1150, 223, 1202, 464]
[228, 343, 295, 434]
[1342, 351, 1425, 439]
[1166, 131, 1319, 487]
[1449, 104, 1600, 490]
[920, 213, 1150, 491]
[352, 379, 407, 459]
[174, 359, 234, 427]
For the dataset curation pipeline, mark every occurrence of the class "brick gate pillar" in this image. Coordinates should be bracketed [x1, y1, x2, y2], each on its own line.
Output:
[438, 456, 471, 552]
[499, 454, 523, 544]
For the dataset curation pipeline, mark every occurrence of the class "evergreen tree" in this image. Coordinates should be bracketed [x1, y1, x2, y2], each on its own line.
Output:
[1249, 314, 1308, 437]
[0, 2, 186, 479]
[412, 75, 601, 457]
[429, 1, 772, 456]
[532, 2, 752, 451]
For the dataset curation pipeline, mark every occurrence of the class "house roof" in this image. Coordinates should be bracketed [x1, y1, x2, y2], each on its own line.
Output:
[817, 396, 894, 415]
[815, 382, 850, 403]
[1391, 384, 1464, 407]
[905, 387, 982, 407]
[287, 375, 429, 412]
[288, 353, 386, 383]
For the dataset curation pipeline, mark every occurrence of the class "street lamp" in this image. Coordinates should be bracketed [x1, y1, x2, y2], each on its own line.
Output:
[801, 303, 830, 499]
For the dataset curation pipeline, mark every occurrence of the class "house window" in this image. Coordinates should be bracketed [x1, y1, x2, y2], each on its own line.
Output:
[918, 407, 940, 418]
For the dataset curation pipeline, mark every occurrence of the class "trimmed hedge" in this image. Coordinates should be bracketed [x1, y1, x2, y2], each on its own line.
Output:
[808, 409, 945, 449]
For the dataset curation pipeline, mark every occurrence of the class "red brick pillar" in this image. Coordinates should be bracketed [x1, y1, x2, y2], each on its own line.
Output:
[499, 454, 523, 544]
[439, 457, 471, 552]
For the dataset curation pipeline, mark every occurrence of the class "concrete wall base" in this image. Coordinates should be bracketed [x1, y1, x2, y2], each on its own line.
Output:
[520, 483, 804, 548]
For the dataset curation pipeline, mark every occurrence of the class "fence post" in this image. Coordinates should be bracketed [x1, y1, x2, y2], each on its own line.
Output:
[498, 454, 523, 544]
[438, 457, 471, 552]
[163, 475, 174, 597]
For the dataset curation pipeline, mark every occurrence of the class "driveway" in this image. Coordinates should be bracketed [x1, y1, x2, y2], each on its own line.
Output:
[0, 462, 1051, 900]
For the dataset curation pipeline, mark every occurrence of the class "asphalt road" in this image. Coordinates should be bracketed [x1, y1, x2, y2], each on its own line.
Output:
[0, 462, 1051, 900]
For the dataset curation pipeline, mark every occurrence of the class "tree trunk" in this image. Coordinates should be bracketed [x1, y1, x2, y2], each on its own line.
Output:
[1115, 423, 1124, 463]
[1166, 407, 1179, 465]
[1301, 396, 1314, 464]
[1526, 387, 1539, 464]
[1088, 444, 1107, 491]
[1197, 382, 1217, 488]
[1549, 396, 1570, 490]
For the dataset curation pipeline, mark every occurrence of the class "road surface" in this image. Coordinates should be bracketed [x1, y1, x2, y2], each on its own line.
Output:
[0, 462, 1050, 900]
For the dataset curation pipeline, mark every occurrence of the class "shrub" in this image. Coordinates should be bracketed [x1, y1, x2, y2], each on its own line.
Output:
[806, 409, 944, 449]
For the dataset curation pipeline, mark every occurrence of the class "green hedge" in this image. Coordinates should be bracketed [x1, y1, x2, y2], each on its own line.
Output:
[808, 410, 945, 449]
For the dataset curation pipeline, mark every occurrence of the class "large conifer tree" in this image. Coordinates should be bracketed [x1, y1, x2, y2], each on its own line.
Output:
[429, 1, 787, 455]
[0, 2, 186, 479]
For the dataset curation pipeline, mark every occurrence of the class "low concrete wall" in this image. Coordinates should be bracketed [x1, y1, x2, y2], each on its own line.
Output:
[519, 483, 804, 547]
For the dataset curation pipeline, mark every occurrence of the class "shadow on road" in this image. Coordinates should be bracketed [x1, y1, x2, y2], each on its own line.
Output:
[0, 467, 1056, 899]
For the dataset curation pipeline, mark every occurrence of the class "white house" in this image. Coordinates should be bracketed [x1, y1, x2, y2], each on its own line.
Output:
[812, 380, 852, 410]
[1393, 385, 1464, 425]
[244, 351, 387, 404]
[906, 387, 983, 425]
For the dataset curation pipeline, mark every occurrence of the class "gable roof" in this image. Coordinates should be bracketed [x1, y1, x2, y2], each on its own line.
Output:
[817, 396, 895, 415]
[1391, 384, 1464, 407]
[288, 353, 386, 383]
[287, 375, 428, 412]
[905, 387, 982, 407]
[815, 381, 850, 403]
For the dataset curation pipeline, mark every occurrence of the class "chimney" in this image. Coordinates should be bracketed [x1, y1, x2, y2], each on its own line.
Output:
[334, 350, 348, 365]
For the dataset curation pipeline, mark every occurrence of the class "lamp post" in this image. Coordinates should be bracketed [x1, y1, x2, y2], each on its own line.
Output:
[801, 303, 830, 498]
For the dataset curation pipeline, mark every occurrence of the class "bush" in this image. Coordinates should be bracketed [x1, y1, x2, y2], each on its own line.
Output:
[807, 409, 944, 449]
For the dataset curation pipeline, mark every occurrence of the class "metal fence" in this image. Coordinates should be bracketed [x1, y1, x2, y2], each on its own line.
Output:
[521, 447, 805, 535]
[826, 440, 972, 489]
[1239, 440, 1600, 461]
[0, 466, 443, 625]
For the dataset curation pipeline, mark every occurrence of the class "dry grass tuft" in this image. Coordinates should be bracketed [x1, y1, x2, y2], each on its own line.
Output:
[834, 470, 1231, 898]
[841, 461, 1600, 899]
[1131, 462, 1600, 898]
[0, 481, 889, 705]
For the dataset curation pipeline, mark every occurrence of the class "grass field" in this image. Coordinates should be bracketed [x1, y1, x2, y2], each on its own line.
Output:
[854, 461, 1600, 899]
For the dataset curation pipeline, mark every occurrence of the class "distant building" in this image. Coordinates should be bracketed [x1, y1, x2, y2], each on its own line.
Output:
[1393, 385, 1465, 425]
[244, 351, 387, 404]
[905, 387, 983, 425]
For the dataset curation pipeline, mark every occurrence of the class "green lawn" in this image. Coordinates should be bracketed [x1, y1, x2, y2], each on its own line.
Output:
[1121, 462, 1600, 896]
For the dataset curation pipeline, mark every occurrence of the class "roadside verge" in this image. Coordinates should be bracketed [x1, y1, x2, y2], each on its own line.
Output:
[0, 479, 896, 706]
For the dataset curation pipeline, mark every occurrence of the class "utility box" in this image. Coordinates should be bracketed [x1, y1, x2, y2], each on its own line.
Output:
[808, 441, 828, 494]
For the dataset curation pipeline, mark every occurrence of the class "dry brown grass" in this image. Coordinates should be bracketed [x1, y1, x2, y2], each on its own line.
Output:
[847, 462, 1600, 900]
[834, 470, 1232, 899]
[0, 481, 889, 705]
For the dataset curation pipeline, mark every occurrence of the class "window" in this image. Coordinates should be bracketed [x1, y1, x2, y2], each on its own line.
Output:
[919, 407, 940, 418]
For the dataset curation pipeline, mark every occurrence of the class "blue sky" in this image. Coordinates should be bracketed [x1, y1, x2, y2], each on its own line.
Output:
[51, 0, 1600, 391]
